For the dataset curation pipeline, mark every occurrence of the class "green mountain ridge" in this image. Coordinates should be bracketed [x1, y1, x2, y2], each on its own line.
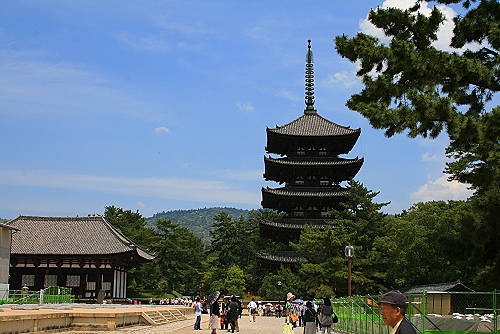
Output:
[145, 207, 250, 244]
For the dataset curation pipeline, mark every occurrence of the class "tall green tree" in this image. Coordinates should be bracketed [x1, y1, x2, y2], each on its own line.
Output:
[377, 200, 476, 289]
[208, 265, 247, 297]
[104, 206, 158, 248]
[258, 267, 300, 301]
[155, 218, 205, 294]
[203, 209, 280, 296]
[208, 212, 257, 270]
[244, 209, 284, 295]
[104, 206, 159, 295]
[334, 0, 500, 289]
[295, 179, 390, 296]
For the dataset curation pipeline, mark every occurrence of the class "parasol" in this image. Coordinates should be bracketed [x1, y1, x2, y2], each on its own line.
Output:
[206, 290, 221, 307]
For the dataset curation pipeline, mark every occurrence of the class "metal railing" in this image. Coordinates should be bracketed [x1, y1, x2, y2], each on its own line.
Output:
[333, 290, 499, 334]
[5, 286, 74, 304]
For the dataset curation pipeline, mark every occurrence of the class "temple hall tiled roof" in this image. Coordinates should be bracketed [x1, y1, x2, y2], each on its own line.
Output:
[267, 113, 360, 137]
[7, 215, 155, 260]
[262, 186, 348, 197]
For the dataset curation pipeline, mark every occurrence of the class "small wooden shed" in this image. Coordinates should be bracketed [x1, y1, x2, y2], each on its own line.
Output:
[404, 280, 474, 315]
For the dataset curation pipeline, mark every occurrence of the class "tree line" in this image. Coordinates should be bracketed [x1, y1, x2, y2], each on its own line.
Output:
[103, 205, 281, 298]
[104, 178, 496, 300]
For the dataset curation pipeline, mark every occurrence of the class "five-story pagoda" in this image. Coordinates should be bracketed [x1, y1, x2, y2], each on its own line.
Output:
[257, 40, 364, 269]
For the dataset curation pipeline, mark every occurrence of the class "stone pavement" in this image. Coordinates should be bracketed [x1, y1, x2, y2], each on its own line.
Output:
[167, 315, 294, 334]
[65, 315, 304, 334]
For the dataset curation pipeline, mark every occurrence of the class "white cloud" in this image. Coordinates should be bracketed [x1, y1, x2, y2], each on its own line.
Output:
[275, 89, 301, 102]
[245, 19, 290, 42]
[246, 26, 271, 41]
[236, 101, 255, 112]
[116, 32, 173, 52]
[382, 0, 417, 11]
[0, 169, 260, 206]
[325, 72, 359, 88]
[115, 15, 207, 53]
[153, 16, 207, 35]
[155, 126, 171, 134]
[421, 152, 447, 162]
[116, 32, 203, 52]
[212, 169, 262, 181]
[0, 50, 156, 118]
[410, 174, 473, 203]
[360, 0, 427, 41]
[359, 0, 474, 52]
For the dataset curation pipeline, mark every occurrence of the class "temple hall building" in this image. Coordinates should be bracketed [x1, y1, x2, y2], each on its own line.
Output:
[7, 215, 155, 302]
[257, 40, 363, 269]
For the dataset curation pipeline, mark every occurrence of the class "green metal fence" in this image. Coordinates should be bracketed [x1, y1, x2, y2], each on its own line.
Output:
[333, 291, 499, 334]
[4, 286, 74, 304]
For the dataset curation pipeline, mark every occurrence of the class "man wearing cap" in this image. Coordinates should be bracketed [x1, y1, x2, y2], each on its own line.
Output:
[380, 291, 416, 334]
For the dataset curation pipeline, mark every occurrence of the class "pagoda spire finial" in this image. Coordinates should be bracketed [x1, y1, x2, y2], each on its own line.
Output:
[304, 39, 316, 114]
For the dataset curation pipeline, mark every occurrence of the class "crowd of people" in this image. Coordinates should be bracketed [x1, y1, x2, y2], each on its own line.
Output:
[193, 294, 245, 333]
[127, 297, 192, 306]
[192, 290, 414, 334]
[191, 292, 336, 334]
[157, 297, 191, 305]
[283, 292, 336, 334]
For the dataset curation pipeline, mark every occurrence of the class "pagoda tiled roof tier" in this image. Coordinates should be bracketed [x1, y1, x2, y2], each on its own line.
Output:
[256, 251, 305, 264]
[264, 156, 363, 184]
[259, 218, 331, 242]
[261, 186, 348, 215]
[262, 186, 348, 197]
[268, 113, 359, 136]
[266, 113, 361, 156]
[7, 215, 155, 262]
[260, 218, 329, 230]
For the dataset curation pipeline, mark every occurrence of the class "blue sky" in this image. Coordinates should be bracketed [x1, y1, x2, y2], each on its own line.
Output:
[0, 0, 473, 219]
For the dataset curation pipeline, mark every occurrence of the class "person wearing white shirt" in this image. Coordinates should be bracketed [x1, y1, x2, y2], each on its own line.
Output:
[247, 298, 258, 322]
[193, 296, 203, 330]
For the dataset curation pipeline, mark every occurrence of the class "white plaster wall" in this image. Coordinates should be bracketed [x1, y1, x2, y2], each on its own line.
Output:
[0, 227, 12, 285]
[0, 227, 12, 300]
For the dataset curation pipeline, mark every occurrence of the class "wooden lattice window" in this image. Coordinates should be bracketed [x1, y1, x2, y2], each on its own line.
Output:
[66, 275, 80, 287]
[22, 275, 35, 287]
[45, 275, 57, 287]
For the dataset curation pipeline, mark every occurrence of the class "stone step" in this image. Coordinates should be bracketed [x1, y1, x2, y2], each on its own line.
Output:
[142, 311, 169, 325]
